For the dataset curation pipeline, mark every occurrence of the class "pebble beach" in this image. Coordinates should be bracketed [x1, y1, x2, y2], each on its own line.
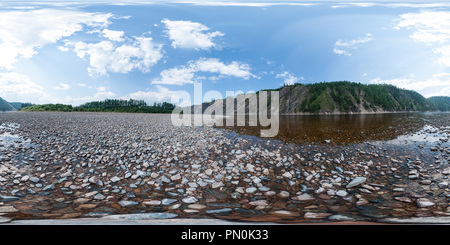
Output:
[1, 111, 450, 224]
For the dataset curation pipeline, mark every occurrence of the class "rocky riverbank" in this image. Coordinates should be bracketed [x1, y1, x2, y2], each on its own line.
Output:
[0, 112, 449, 224]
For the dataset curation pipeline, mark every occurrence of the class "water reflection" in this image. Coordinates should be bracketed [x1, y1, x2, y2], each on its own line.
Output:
[217, 112, 450, 145]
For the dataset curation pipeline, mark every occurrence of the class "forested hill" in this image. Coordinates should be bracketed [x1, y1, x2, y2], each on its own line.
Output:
[270, 81, 448, 114]
[428, 96, 450, 112]
[0, 97, 16, 111]
[192, 81, 450, 115]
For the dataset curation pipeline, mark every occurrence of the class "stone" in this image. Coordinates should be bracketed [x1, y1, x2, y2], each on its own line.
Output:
[110, 176, 121, 183]
[88, 176, 99, 184]
[282, 172, 292, 178]
[278, 191, 290, 198]
[0, 205, 18, 213]
[143, 200, 162, 205]
[94, 193, 106, 200]
[336, 190, 348, 197]
[328, 214, 356, 221]
[419, 180, 432, 185]
[42, 184, 55, 191]
[438, 182, 449, 189]
[105, 213, 178, 220]
[206, 208, 232, 214]
[188, 204, 207, 209]
[29, 177, 40, 183]
[161, 198, 177, 205]
[245, 187, 257, 194]
[304, 212, 332, 219]
[416, 198, 434, 208]
[0, 195, 20, 202]
[0, 216, 12, 223]
[292, 193, 314, 201]
[170, 173, 181, 181]
[346, 177, 366, 188]
[394, 196, 412, 203]
[182, 196, 198, 204]
[249, 200, 268, 206]
[212, 182, 224, 189]
[118, 201, 139, 207]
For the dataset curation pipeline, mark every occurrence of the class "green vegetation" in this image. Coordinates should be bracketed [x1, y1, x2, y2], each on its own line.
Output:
[9, 102, 35, 110]
[21, 104, 73, 112]
[428, 96, 450, 111]
[20, 99, 176, 114]
[0, 97, 16, 111]
[271, 81, 447, 114]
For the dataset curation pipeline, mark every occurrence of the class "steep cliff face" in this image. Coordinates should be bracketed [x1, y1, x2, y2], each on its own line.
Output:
[187, 81, 446, 115]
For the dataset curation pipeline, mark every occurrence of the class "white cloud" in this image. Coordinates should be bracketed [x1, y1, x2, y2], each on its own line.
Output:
[0, 72, 44, 96]
[54, 82, 70, 91]
[125, 85, 192, 107]
[67, 35, 164, 77]
[369, 74, 450, 98]
[396, 11, 450, 69]
[433, 45, 450, 67]
[183, 2, 317, 7]
[102, 29, 125, 42]
[161, 19, 224, 50]
[0, 9, 113, 70]
[276, 71, 303, 86]
[152, 57, 256, 85]
[396, 11, 450, 44]
[333, 33, 373, 56]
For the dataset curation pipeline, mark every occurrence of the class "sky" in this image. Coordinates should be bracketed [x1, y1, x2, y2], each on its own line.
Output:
[0, 0, 450, 106]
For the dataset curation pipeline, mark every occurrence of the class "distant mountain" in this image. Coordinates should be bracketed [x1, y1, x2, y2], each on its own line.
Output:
[9, 102, 35, 110]
[0, 97, 16, 111]
[190, 81, 448, 115]
[428, 96, 450, 111]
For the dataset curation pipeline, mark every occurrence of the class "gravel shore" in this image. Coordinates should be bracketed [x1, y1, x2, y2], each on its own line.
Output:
[0, 112, 449, 224]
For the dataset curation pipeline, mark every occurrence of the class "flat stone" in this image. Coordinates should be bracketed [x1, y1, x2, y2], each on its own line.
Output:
[206, 208, 232, 214]
[394, 196, 412, 203]
[0, 195, 20, 202]
[278, 191, 290, 198]
[118, 201, 139, 207]
[143, 200, 161, 205]
[105, 213, 178, 220]
[161, 198, 177, 205]
[0, 205, 18, 213]
[292, 193, 314, 201]
[42, 184, 55, 191]
[249, 200, 268, 206]
[0, 216, 12, 223]
[419, 180, 432, 185]
[272, 210, 295, 215]
[336, 190, 348, 197]
[212, 182, 224, 189]
[328, 214, 356, 221]
[346, 177, 366, 188]
[188, 204, 207, 209]
[304, 212, 332, 219]
[110, 176, 121, 183]
[416, 198, 434, 208]
[245, 187, 257, 194]
[29, 177, 40, 183]
[182, 196, 198, 204]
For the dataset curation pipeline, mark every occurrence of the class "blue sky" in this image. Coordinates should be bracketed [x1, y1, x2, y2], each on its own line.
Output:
[1, 1, 450, 106]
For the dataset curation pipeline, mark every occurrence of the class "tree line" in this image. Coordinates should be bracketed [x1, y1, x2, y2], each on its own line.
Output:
[20, 99, 177, 113]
